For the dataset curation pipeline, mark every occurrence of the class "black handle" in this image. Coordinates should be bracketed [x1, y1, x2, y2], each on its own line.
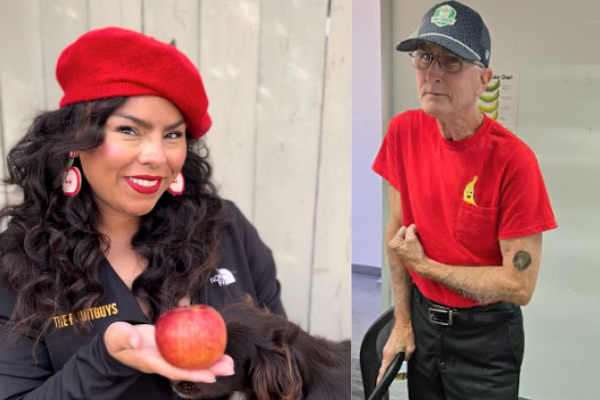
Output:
[366, 352, 404, 400]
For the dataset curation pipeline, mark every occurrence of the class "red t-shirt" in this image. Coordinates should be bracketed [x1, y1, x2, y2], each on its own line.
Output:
[373, 109, 557, 308]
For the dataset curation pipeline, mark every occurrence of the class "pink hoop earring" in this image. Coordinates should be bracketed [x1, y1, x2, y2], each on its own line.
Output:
[62, 151, 82, 196]
[167, 172, 185, 195]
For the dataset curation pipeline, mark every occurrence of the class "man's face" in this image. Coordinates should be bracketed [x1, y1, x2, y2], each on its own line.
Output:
[414, 43, 491, 119]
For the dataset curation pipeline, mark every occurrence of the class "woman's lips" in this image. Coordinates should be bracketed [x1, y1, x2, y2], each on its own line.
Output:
[125, 176, 162, 194]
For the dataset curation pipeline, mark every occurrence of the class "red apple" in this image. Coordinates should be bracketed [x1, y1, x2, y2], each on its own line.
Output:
[155, 305, 227, 369]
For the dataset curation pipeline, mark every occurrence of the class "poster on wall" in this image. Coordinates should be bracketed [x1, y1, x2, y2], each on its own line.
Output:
[478, 72, 519, 133]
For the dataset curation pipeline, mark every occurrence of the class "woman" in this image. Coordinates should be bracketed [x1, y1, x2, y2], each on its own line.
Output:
[0, 27, 285, 400]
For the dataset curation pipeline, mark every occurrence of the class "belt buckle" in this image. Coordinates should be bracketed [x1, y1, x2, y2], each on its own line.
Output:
[429, 307, 453, 326]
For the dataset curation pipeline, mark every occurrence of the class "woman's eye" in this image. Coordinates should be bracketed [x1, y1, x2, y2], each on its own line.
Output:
[165, 131, 183, 139]
[117, 125, 137, 135]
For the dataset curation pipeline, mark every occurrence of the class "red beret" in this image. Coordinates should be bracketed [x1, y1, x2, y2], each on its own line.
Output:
[56, 27, 211, 138]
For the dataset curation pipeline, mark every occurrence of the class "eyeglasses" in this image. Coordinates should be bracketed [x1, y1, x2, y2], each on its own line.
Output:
[409, 50, 483, 73]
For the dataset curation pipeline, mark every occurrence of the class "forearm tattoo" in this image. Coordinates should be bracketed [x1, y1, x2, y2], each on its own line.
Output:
[513, 250, 532, 271]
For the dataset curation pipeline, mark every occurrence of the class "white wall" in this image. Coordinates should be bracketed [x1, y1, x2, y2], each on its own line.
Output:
[351, 0, 383, 269]
[389, 1, 600, 399]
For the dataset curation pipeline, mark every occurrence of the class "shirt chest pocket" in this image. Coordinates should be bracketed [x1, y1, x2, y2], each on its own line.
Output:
[453, 202, 500, 255]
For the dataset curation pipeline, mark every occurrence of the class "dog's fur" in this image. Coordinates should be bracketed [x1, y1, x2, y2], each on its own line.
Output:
[171, 301, 350, 400]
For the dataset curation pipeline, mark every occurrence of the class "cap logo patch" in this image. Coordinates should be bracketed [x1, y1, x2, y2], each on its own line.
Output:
[431, 5, 457, 27]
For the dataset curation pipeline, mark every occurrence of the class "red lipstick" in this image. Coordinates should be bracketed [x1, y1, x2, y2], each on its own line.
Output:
[125, 175, 162, 194]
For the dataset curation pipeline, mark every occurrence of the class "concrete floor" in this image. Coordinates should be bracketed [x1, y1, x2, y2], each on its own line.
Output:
[352, 273, 408, 400]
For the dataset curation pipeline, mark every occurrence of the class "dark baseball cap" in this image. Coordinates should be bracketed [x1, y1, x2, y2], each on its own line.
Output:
[396, 1, 491, 68]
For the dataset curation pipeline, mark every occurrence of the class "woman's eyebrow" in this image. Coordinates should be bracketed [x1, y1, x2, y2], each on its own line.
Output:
[165, 119, 186, 130]
[112, 114, 185, 131]
[113, 114, 152, 130]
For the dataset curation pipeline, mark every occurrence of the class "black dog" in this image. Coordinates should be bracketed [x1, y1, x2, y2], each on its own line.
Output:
[171, 301, 350, 400]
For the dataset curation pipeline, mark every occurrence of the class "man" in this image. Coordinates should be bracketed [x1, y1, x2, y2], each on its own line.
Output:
[372, 2, 557, 399]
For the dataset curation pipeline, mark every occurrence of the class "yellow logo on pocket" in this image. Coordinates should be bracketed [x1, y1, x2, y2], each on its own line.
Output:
[463, 176, 478, 205]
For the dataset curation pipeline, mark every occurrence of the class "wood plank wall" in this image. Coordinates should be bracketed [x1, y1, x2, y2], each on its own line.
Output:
[0, 0, 350, 340]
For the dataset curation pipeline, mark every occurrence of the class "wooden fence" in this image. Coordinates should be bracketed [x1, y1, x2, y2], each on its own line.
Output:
[0, 0, 350, 340]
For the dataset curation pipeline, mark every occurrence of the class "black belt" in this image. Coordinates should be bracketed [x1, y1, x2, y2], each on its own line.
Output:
[414, 286, 517, 327]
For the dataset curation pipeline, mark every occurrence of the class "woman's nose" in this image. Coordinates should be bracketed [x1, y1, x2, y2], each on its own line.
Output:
[138, 136, 167, 167]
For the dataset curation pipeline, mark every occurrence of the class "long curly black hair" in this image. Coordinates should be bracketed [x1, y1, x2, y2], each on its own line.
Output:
[0, 97, 227, 338]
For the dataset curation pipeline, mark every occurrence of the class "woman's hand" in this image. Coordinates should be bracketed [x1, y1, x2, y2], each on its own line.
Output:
[104, 321, 234, 382]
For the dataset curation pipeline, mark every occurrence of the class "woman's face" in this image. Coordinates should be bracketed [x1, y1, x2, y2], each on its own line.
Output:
[79, 96, 187, 221]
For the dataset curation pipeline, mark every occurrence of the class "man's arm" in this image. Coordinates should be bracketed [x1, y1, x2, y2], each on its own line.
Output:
[377, 186, 415, 383]
[385, 186, 413, 325]
[421, 234, 542, 305]
[392, 225, 543, 305]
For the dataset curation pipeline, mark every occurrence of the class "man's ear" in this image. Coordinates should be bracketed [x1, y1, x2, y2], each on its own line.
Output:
[476, 67, 494, 96]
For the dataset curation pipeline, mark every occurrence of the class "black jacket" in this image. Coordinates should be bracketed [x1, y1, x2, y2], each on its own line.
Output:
[0, 202, 285, 400]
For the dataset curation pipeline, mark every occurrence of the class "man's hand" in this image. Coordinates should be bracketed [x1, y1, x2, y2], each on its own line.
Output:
[376, 322, 415, 384]
[389, 224, 428, 274]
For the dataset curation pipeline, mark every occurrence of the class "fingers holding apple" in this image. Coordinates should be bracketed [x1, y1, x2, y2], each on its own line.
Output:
[204, 354, 235, 376]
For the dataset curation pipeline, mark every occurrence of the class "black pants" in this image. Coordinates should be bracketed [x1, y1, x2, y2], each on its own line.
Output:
[408, 287, 524, 400]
